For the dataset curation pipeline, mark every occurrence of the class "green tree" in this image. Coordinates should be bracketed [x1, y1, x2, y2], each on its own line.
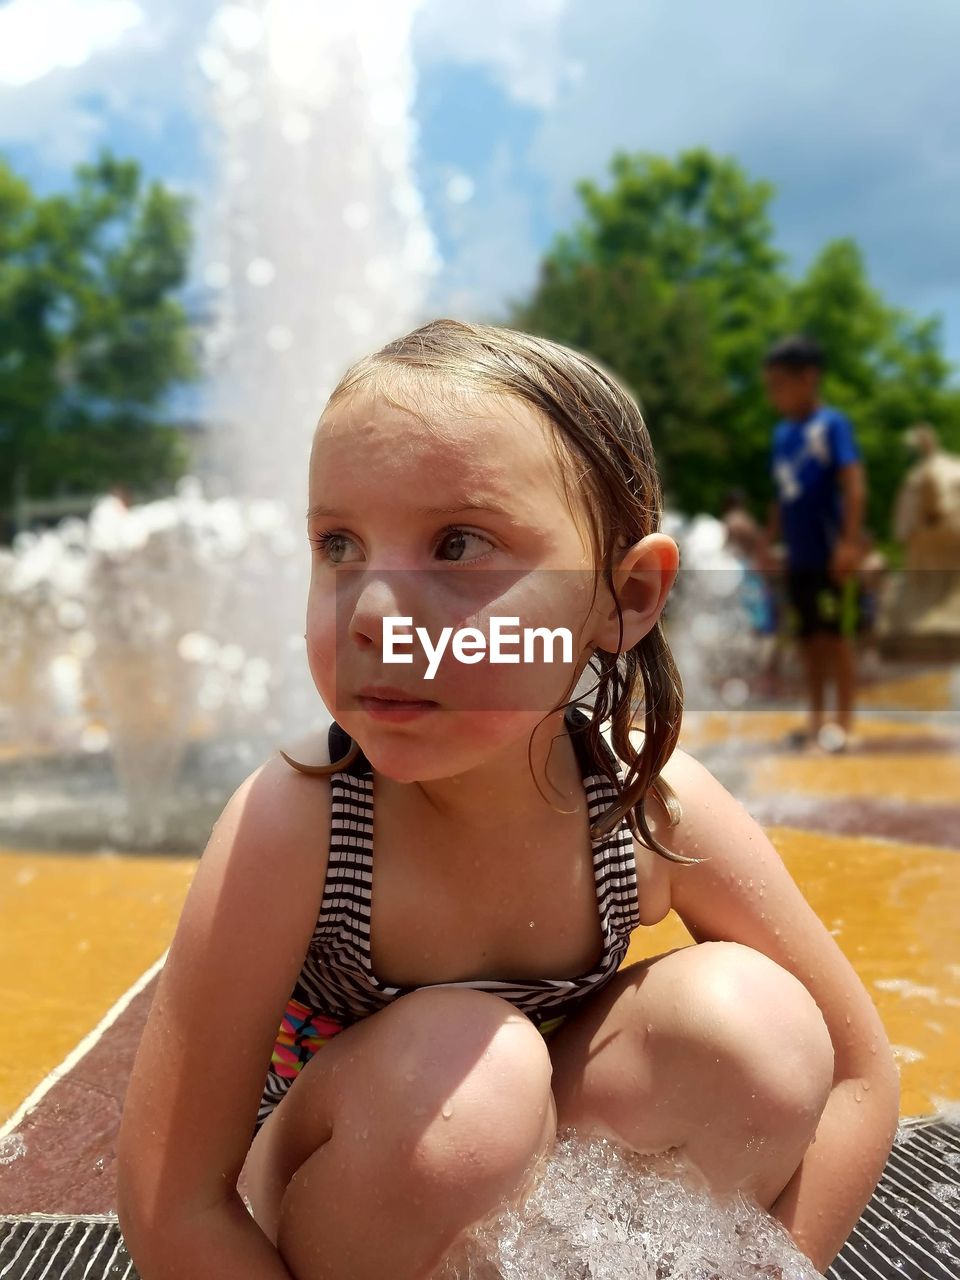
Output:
[507, 148, 960, 538]
[789, 238, 960, 536]
[0, 151, 197, 524]
[509, 148, 789, 514]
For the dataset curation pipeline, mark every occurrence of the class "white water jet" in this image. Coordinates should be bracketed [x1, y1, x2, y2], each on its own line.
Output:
[196, 0, 440, 738]
[0, 1, 443, 841]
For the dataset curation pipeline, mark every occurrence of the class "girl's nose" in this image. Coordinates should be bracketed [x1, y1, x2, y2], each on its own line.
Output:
[343, 571, 419, 650]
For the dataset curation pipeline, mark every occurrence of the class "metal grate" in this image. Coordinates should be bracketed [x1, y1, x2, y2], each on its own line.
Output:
[2, 1119, 958, 1279]
[0, 1217, 133, 1279]
[826, 1116, 960, 1280]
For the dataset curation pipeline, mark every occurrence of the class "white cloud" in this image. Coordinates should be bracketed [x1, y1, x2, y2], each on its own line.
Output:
[521, 0, 960, 357]
[414, 0, 575, 108]
[0, 0, 147, 87]
[412, 0, 960, 364]
[0, 1, 205, 172]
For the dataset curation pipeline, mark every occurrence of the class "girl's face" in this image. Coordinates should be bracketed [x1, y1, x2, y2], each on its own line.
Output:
[304, 386, 662, 782]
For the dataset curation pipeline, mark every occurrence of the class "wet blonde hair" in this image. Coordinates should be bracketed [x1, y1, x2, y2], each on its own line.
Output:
[283, 318, 692, 863]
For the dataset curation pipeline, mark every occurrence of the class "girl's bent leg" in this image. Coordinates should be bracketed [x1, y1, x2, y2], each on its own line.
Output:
[548, 941, 835, 1208]
[241, 988, 556, 1280]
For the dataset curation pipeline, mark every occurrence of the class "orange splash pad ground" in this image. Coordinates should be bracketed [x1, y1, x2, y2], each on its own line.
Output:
[1, 675, 958, 1219]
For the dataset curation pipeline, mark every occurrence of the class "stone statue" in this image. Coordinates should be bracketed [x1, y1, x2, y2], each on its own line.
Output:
[882, 424, 960, 650]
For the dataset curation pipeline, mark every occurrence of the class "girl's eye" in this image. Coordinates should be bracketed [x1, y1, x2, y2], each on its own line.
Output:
[309, 527, 496, 565]
[437, 528, 495, 563]
[310, 530, 361, 564]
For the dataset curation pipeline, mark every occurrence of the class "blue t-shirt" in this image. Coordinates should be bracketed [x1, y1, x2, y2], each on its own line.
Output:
[770, 405, 860, 569]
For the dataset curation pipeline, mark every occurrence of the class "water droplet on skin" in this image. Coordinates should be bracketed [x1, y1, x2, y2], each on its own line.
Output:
[529, 920, 536, 928]
[854, 1090, 863, 1103]
[845, 1014, 852, 1025]
[94, 1157, 105, 1174]
[442, 1102, 454, 1119]
[862, 1080, 871, 1091]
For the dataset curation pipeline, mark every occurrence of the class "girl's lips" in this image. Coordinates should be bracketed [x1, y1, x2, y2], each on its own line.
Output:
[357, 684, 435, 702]
[356, 694, 439, 723]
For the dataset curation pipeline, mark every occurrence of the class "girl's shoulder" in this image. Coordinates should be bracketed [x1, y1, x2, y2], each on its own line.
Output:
[627, 731, 774, 883]
[625, 726, 717, 840]
[618, 725, 752, 921]
[215, 733, 335, 877]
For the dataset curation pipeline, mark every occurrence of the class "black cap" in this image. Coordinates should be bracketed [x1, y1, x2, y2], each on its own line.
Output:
[763, 334, 825, 370]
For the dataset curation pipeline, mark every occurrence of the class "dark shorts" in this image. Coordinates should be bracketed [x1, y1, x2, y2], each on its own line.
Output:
[785, 566, 862, 639]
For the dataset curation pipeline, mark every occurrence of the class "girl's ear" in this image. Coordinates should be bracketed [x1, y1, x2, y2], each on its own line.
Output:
[591, 533, 679, 653]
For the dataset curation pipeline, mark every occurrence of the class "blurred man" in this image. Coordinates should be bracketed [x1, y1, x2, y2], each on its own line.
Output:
[762, 335, 867, 751]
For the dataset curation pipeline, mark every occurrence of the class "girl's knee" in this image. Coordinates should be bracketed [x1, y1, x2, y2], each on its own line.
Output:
[350, 988, 556, 1206]
[375, 986, 553, 1089]
[686, 942, 834, 1117]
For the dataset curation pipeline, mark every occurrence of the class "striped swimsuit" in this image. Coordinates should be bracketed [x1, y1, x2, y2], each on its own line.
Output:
[255, 703, 641, 1136]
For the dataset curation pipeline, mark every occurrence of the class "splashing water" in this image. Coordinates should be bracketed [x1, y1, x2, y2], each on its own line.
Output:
[441, 1136, 822, 1280]
[195, 0, 440, 726]
[199, 0, 439, 504]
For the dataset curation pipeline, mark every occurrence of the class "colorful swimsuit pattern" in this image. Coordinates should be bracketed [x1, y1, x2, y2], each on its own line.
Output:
[255, 705, 642, 1136]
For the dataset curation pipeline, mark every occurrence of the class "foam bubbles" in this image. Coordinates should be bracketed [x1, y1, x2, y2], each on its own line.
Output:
[442, 1135, 823, 1280]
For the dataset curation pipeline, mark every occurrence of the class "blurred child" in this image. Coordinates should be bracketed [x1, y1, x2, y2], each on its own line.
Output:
[762, 335, 867, 753]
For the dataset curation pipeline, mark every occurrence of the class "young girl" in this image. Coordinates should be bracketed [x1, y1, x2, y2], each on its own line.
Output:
[116, 320, 899, 1280]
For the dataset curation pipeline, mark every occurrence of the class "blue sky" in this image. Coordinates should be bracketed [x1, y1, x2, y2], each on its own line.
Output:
[2, 0, 959, 376]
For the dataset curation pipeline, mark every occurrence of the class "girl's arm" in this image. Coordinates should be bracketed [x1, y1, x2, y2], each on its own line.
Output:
[651, 748, 900, 1273]
[117, 748, 332, 1278]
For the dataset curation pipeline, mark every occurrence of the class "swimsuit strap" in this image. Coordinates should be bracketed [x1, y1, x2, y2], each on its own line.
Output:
[319, 705, 640, 963]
